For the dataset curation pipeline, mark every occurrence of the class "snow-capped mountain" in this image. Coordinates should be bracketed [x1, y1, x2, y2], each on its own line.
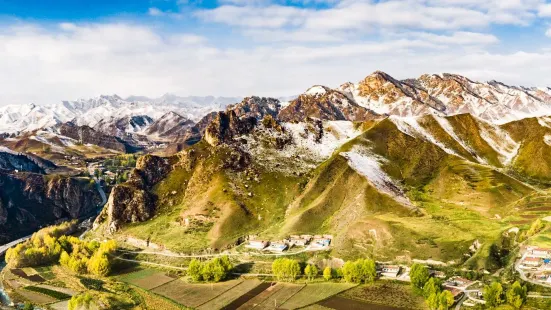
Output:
[336, 71, 551, 123]
[0, 94, 240, 134]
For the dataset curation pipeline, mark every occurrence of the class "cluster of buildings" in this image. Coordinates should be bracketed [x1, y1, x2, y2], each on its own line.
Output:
[245, 235, 333, 252]
[520, 247, 551, 268]
[519, 246, 551, 283]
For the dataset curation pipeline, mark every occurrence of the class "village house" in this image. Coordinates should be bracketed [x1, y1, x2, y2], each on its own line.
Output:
[528, 247, 551, 258]
[379, 265, 401, 278]
[246, 240, 269, 250]
[446, 277, 472, 288]
[310, 237, 331, 248]
[523, 256, 542, 267]
[288, 237, 310, 247]
[266, 242, 288, 253]
[444, 287, 464, 301]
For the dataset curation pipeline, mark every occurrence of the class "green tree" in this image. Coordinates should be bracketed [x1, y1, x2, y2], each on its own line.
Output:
[506, 281, 527, 309]
[426, 292, 440, 310]
[272, 258, 301, 282]
[342, 259, 376, 284]
[304, 264, 318, 281]
[484, 282, 504, 308]
[188, 259, 203, 282]
[323, 267, 332, 281]
[410, 263, 430, 293]
[87, 254, 111, 276]
[438, 290, 454, 310]
[22, 302, 34, 310]
[68, 293, 94, 310]
[423, 277, 442, 299]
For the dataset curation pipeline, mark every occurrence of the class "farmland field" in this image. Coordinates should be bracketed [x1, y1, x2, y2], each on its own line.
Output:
[117, 268, 177, 290]
[198, 279, 262, 310]
[152, 278, 243, 308]
[340, 281, 428, 310]
[281, 282, 357, 309]
[256, 283, 304, 309]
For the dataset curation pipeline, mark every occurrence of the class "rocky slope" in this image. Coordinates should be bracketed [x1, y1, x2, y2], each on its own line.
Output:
[58, 122, 134, 153]
[0, 172, 102, 243]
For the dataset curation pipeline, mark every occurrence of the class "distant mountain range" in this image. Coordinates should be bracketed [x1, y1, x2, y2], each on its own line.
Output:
[0, 94, 242, 134]
[2, 72, 551, 136]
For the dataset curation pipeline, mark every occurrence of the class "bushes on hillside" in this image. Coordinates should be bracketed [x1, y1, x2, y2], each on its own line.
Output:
[187, 256, 233, 282]
[272, 258, 301, 282]
[5, 221, 117, 277]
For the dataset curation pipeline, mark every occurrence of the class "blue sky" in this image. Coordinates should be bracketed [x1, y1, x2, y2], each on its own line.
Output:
[1, 0, 551, 105]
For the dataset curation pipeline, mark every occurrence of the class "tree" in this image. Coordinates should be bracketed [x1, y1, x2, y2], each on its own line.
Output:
[304, 264, 318, 281]
[188, 259, 203, 282]
[484, 282, 504, 308]
[323, 267, 332, 281]
[426, 292, 440, 310]
[272, 258, 301, 282]
[423, 277, 442, 299]
[438, 290, 454, 310]
[22, 302, 34, 310]
[506, 281, 527, 309]
[410, 263, 430, 292]
[68, 293, 94, 310]
[87, 254, 111, 276]
[342, 259, 376, 284]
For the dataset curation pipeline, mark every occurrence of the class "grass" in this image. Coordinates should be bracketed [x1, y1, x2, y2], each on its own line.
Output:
[23, 286, 71, 300]
[151, 278, 243, 308]
[280, 282, 357, 309]
[340, 281, 428, 310]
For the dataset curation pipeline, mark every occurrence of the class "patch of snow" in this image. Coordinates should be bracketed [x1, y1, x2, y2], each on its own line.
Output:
[433, 115, 486, 164]
[341, 147, 411, 206]
[476, 119, 520, 165]
[0, 146, 19, 155]
[544, 134, 551, 146]
[389, 116, 463, 158]
[305, 85, 327, 96]
[538, 117, 551, 128]
[283, 121, 361, 159]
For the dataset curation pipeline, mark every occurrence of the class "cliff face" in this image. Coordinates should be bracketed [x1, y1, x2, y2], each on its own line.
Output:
[94, 155, 171, 233]
[0, 151, 55, 173]
[59, 122, 129, 152]
[0, 171, 101, 243]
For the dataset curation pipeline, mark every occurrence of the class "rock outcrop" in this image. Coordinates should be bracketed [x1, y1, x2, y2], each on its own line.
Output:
[94, 154, 171, 233]
[59, 122, 130, 152]
[0, 171, 101, 243]
[204, 111, 257, 146]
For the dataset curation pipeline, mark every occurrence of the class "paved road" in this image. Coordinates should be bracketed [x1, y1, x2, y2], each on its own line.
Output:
[118, 246, 329, 259]
[0, 235, 31, 256]
[514, 252, 551, 288]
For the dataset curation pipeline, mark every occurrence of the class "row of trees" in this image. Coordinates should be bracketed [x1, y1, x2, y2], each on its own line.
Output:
[271, 258, 376, 283]
[188, 256, 233, 282]
[484, 281, 527, 309]
[5, 221, 117, 277]
[518, 219, 545, 243]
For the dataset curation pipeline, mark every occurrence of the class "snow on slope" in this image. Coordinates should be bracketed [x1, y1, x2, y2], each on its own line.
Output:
[341, 146, 411, 206]
[284, 121, 362, 160]
[544, 134, 551, 147]
[476, 119, 520, 165]
[389, 116, 463, 158]
[432, 115, 487, 164]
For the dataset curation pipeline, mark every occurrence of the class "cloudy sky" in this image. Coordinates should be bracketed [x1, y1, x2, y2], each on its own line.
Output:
[1, 0, 551, 105]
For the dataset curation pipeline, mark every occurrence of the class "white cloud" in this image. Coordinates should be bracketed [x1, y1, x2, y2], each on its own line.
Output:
[411, 31, 499, 45]
[540, 3, 551, 17]
[547, 27, 551, 37]
[148, 7, 166, 16]
[1, 21, 551, 107]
